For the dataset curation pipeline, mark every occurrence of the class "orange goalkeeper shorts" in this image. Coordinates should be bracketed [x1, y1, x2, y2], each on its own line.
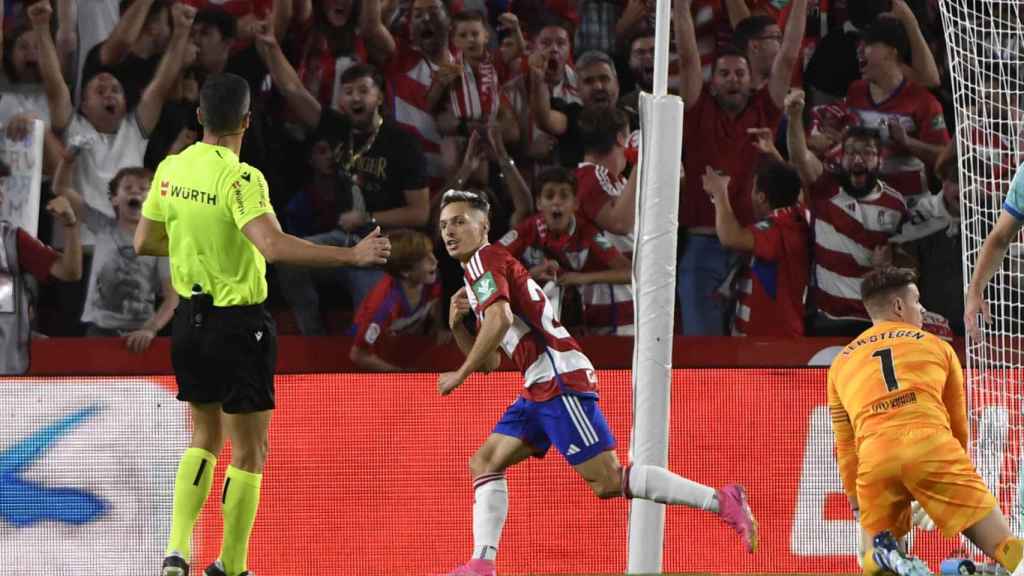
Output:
[857, 426, 997, 539]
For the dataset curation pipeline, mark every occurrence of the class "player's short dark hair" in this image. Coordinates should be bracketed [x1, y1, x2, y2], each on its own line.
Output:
[578, 106, 629, 155]
[535, 166, 577, 196]
[200, 73, 250, 135]
[756, 159, 802, 209]
[712, 45, 751, 74]
[108, 166, 153, 199]
[194, 7, 237, 40]
[733, 15, 777, 53]
[440, 189, 491, 218]
[843, 125, 883, 148]
[339, 63, 384, 91]
[862, 16, 910, 63]
[384, 228, 433, 278]
[861, 266, 917, 306]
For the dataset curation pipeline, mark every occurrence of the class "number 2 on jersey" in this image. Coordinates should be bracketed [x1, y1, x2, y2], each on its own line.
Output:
[872, 348, 900, 392]
[525, 278, 571, 339]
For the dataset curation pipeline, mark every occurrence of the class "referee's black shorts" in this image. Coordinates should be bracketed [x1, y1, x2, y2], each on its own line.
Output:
[171, 298, 278, 414]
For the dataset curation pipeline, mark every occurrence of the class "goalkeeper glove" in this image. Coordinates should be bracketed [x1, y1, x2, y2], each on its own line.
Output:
[911, 501, 937, 531]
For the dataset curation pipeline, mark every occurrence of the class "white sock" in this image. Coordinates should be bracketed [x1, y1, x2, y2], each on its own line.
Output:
[472, 473, 507, 561]
[626, 464, 718, 512]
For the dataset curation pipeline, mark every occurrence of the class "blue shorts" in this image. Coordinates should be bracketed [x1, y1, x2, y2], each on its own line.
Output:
[493, 394, 616, 465]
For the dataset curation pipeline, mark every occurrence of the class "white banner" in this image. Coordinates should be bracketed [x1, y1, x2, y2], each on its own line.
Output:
[0, 119, 44, 237]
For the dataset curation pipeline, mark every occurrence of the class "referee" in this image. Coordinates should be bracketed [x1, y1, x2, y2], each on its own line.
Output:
[136, 73, 390, 576]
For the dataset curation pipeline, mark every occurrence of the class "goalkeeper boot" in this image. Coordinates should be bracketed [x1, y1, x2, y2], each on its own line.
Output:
[161, 554, 189, 576]
[873, 531, 933, 576]
[717, 484, 759, 553]
[432, 559, 497, 576]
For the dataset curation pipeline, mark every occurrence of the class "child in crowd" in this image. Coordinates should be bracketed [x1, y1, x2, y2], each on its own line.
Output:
[55, 155, 176, 352]
[349, 228, 444, 371]
[499, 167, 631, 335]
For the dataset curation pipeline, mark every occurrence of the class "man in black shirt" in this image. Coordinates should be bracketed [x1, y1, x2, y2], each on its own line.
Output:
[254, 30, 429, 332]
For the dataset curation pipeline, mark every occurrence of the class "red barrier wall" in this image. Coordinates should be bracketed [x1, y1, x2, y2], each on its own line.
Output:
[27, 336, 959, 374]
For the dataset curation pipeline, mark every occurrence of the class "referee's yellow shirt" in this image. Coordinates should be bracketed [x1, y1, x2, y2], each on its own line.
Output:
[142, 142, 275, 307]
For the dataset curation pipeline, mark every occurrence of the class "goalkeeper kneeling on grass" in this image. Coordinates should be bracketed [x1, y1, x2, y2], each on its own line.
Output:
[829, 267, 1024, 576]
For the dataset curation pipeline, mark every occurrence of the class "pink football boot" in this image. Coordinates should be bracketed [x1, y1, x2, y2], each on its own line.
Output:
[717, 484, 759, 553]
[432, 559, 496, 576]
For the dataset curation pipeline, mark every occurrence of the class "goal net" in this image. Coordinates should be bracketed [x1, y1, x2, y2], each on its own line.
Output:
[939, 0, 1024, 540]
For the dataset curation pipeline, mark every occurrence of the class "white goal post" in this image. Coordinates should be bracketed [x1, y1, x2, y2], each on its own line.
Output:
[626, 0, 685, 571]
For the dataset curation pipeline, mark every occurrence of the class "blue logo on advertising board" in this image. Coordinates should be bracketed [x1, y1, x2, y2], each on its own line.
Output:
[0, 405, 110, 527]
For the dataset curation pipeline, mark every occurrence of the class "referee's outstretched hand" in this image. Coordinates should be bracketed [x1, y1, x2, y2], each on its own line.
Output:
[352, 227, 391, 266]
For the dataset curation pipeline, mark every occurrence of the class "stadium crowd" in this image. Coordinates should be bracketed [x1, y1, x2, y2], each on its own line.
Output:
[1, 0, 994, 370]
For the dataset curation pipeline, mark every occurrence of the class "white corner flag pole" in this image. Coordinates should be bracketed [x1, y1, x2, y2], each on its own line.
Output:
[626, 0, 684, 571]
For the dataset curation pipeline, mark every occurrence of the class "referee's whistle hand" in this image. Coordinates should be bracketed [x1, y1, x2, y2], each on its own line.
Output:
[351, 227, 392, 266]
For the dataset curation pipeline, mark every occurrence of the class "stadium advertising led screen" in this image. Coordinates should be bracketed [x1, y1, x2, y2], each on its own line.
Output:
[0, 370, 1002, 574]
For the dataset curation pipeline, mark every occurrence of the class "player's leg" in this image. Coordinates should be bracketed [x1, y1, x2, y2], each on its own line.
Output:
[213, 409, 273, 576]
[542, 393, 757, 552]
[897, 430, 1022, 571]
[437, 398, 540, 576]
[963, 509, 1023, 572]
[856, 432, 927, 576]
[467, 433, 536, 561]
[164, 402, 224, 574]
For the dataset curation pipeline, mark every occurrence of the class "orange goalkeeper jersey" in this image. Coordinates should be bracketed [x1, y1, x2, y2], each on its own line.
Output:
[827, 320, 968, 498]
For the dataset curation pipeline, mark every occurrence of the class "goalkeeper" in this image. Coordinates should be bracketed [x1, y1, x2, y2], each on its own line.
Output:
[966, 162, 1024, 338]
[829, 267, 1024, 575]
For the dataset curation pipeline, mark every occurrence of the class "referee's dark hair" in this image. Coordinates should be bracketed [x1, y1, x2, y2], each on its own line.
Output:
[200, 73, 250, 135]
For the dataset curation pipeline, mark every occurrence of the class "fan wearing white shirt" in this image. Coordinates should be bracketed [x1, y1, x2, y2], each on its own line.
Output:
[31, 0, 196, 223]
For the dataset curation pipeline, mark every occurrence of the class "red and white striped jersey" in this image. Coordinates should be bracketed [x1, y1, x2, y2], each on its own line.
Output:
[809, 175, 908, 320]
[574, 162, 634, 333]
[385, 40, 448, 185]
[463, 243, 599, 402]
[499, 213, 632, 335]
